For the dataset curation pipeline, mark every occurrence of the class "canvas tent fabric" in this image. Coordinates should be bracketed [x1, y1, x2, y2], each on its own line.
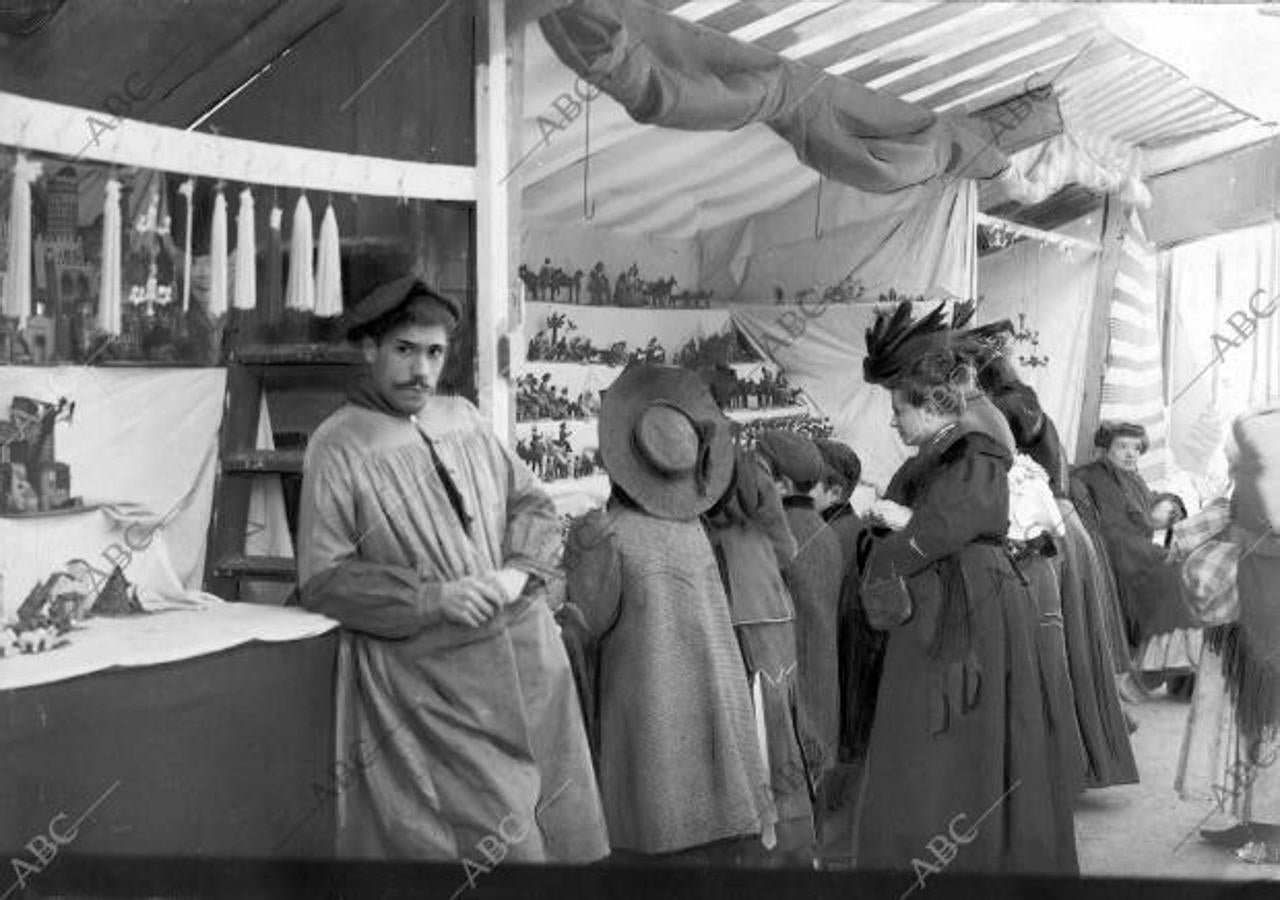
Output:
[1166, 220, 1280, 479]
[0, 367, 226, 604]
[538, 0, 1009, 197]
[976, 217, 1103, 460]
[701, 179, 977, 304]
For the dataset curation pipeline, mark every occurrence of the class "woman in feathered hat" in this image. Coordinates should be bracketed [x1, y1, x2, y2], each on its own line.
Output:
[854, 301, 1078, 877]
[564, 363, 772, 861]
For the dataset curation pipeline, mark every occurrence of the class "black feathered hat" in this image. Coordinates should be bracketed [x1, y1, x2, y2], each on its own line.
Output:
[862, 300, 954, 386]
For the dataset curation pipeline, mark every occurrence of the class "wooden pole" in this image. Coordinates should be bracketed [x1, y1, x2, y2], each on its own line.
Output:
[475, 0, 522, 442]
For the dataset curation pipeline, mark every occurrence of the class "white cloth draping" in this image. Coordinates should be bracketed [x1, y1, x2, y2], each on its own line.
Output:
[0, 604, 336, 691]
[993, 131, 1151, 210]
[699, 178, 977, 303]
[285, 195, 315, 311]
[1, 366, 227, 600]
[2, 153, 40, 326]
[976, 214, 1102, 458]
[233, 187, 257, 311]
[208, 189, 228, 316]
[96, 177, 123, 334]
[314, 202, 342, 318]
[1166, 221, 1280, 481]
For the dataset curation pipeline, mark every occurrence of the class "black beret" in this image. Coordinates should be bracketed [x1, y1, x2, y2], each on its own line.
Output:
[342, 276, 461, 340]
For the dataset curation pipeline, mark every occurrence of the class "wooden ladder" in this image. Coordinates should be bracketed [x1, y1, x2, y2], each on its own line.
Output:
[204, 343, 363, 601]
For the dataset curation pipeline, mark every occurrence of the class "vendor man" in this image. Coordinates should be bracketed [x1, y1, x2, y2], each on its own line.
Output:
[297, 276, 608, 862]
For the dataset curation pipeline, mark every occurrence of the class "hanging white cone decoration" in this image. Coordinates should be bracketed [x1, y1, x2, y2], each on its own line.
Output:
[233, 187, 257, 311]
[97, 176, 123, 335]
[178, 178, 195, 312]
[284, 194, 315, 312]
[314, 202, 342, 318]
[2, 153, 42, 327]
[208, 188, 228, 317]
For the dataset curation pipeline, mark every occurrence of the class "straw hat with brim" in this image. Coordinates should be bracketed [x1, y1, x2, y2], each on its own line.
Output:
[340, 276, 462, 341]
[599, 364, 734, 520]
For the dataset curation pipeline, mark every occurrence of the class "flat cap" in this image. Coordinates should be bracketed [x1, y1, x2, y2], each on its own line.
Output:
[815, 438, 862, 487]
[756, 429, 825, 485]
[342, 276, 461, 339]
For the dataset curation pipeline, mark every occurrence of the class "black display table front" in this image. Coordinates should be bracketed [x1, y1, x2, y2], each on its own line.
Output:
[1, 630, 338, 864]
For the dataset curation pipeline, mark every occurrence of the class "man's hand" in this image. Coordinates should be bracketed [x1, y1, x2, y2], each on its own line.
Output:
[484, 568, 531, 605]
[432, 576, 506, 628]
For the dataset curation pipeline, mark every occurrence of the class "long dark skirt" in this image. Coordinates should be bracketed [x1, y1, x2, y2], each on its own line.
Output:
[1016, 549, 1088, 804]
[1057, 501, 1140, 787]
[856, 544, 1079, 878]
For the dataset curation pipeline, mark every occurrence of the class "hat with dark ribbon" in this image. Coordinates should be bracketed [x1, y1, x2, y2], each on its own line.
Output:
[599, 364, 733, 520]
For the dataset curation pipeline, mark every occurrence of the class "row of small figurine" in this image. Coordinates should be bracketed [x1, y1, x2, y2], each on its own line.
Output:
[515, 426, 600, 482]
[737, 414, 834, 447]
[515, 373, 599, 422]
[717, 370, 804, 410]
[519, 260, 713, 308]
[527, 332, 672, 367]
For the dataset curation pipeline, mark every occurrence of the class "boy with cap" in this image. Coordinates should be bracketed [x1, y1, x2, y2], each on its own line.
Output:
[566, 363, 772, 860]
[296, 277, 607, 862]
[755, 429, 845, 805]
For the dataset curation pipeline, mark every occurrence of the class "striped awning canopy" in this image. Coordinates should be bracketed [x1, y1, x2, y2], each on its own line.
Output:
[521, 2, 1270, 239]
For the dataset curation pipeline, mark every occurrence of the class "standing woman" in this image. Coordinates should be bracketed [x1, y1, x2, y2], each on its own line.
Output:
[968, 334, 1138, 789]
[855, 302, 1077, 877]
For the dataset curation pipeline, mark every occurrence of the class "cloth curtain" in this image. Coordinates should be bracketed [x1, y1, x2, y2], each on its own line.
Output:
[993, 131, 1150, 209]
[723, 181, 977, 491]
[538, 0, 1007, 195]
[976, 215, 1102, 459]
[0, 367, 227, 595]
[1166, 221, 1280, 482]
[701, 179, 977, 303]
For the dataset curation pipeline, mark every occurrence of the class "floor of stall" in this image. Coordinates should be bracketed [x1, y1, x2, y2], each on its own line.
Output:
[1077, 691, 1280, 881]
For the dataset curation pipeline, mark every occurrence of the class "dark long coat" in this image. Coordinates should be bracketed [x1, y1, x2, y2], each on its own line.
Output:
[1070, 459, 1195, 647]
[856, 427, 1078, 877]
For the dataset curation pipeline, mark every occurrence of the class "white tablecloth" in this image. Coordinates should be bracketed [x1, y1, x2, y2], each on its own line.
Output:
[0, 602, 337, 691]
